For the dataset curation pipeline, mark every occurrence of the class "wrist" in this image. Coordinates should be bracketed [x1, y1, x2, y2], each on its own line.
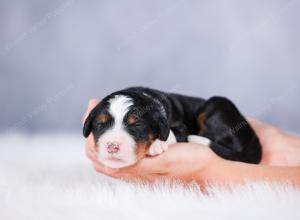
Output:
[193, 148, 225, 185]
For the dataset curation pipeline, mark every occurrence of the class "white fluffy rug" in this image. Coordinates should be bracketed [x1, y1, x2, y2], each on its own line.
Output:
[1, 134, 300, 220]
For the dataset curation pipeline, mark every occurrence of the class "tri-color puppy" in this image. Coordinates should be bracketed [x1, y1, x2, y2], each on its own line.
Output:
[83, 87, 262, 168]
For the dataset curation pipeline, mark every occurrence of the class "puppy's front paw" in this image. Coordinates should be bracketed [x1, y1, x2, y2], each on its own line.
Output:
[148, 139, 168, 156]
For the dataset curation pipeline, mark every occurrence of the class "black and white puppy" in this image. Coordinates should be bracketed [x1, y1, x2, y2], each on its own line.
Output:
[83, 87, 262, 168]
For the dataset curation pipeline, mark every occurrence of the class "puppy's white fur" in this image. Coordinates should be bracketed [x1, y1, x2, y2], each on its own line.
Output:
[148, 130, 176, 156]
[187, 135, 211, 146]
[108, 95, 133, 127]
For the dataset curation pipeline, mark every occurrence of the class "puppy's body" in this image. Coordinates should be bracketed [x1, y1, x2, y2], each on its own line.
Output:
[83, 87, 262, 168]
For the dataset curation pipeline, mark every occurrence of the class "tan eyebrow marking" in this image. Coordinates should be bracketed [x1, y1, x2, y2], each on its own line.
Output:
[197, 112, 206, 135]
[98, 113, 109, 123]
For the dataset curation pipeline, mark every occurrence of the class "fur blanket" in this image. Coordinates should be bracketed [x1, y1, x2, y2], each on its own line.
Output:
[0, 134, 300, 220]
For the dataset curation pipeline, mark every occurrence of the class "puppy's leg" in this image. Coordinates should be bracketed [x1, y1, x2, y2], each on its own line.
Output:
[147, 130, 176, 156]
[197, 96, 262, 164]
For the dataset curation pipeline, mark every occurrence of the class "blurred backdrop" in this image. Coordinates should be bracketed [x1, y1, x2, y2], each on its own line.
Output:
[0, 0, 299, 135]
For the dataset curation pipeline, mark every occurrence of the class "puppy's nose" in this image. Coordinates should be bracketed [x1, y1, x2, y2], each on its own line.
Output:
[106, 142, 120, 154]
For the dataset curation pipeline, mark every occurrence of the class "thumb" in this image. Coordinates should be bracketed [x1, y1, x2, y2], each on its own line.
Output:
[82, 99, 99, 124]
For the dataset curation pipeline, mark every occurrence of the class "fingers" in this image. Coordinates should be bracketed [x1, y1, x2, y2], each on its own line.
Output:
[82, 99, 99, 125]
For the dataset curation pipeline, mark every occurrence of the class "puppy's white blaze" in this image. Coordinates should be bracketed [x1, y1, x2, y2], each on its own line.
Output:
[108, 95, 133, 129]
[187, 135, 211, 146]
[97, 95, 137, 168]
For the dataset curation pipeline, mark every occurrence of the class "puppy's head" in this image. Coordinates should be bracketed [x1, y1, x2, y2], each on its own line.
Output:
[83, 92, 169, 168]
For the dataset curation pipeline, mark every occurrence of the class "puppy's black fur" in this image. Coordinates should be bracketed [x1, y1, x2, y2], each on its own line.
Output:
[83, 87, 262, 164]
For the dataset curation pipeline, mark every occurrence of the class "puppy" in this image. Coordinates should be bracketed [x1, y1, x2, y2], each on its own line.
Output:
[83, 87, 262, 168]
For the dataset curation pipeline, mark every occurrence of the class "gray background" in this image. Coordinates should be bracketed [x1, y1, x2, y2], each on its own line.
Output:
[0, 0, 299, 135]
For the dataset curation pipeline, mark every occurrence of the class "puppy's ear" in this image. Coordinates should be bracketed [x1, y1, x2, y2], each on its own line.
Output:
[156, 114, 170, 141]
[83, 108, 97, 138]
[158, 118, 170, 141]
